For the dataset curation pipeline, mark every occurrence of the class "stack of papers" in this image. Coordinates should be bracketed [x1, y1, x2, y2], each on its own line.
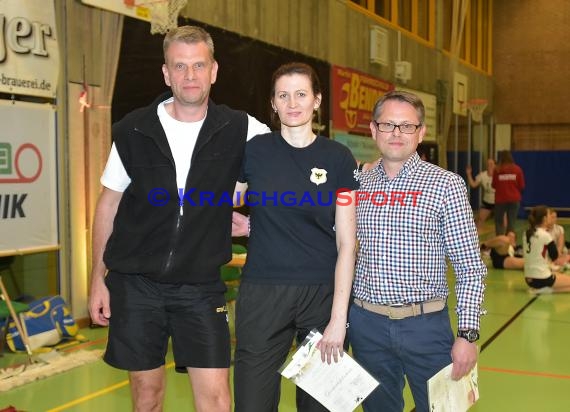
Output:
[280, 330, 379, 412]
[428, 363, 479, 412]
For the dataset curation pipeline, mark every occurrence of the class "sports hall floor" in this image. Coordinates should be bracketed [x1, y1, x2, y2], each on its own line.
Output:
[1, 219, 570, 411]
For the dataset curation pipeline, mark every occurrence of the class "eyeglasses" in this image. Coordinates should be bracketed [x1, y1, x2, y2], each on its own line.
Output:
[374, 122, 422, 134]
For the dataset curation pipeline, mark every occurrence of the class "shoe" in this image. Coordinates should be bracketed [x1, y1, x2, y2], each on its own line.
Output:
[528, 287, 553, 295]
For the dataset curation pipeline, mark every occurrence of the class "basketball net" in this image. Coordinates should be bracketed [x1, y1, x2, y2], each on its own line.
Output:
[466, 98, 488, 123]
[131, 0, 188, 34]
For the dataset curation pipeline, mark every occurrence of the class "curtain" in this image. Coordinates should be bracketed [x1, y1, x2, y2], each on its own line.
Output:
[63, 1, 124, 318]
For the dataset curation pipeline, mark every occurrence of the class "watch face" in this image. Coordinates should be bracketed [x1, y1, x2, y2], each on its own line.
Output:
[459, 329, 479, 342]
[467, 330, 479, 341]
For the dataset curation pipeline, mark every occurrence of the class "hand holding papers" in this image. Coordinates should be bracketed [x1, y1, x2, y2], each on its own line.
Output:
[280, 329, 379, 412]
[428, 363, 479, 412]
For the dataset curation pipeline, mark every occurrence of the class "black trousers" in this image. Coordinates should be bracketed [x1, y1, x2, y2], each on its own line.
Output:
[233, 282, 335, 412]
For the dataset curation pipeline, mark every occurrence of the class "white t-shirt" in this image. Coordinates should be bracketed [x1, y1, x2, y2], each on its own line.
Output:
[101, 97, 270, 192]
[475, 171, 495, 204]
[548, 223, 567, 254]
[523, 227, 555, 279]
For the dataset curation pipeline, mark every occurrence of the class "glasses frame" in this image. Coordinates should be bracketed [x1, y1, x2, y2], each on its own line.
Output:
[373, 121, 422, 134]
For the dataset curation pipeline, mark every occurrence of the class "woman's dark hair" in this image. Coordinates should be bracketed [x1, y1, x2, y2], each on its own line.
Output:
[525, 205, 549, 251]
[269, 62, 322, 129]
[497, 150, 514, 165]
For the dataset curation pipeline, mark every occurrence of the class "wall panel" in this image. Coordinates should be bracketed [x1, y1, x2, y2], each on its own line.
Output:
[493, 0, 570, 124]
[513, 124, 570, 151]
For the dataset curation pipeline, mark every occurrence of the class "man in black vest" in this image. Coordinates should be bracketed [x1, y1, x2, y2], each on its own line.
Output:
[88, 25, 269, 411]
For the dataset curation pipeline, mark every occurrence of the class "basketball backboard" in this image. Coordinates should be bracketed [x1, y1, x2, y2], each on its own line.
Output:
[81, 0, 151, 22]
[453, 72, 468, 116]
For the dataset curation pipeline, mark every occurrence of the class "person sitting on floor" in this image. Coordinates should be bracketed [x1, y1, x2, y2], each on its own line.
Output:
[481, 231, 524, 270]
[466, 158, 496, 233]
[523, 205, 570, 294]
[546, 209, 570, 268]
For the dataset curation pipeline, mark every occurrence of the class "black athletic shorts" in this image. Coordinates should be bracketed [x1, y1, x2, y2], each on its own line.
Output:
[525, 275, 556, 289]
[490, 248, 507, 269]
[103, 271, 230, 372]
[481, 200, 495, 210]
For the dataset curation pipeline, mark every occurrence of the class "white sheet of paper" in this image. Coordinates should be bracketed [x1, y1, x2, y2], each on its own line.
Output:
[280, 330, 379, 412]
[427, 363, 479, 412]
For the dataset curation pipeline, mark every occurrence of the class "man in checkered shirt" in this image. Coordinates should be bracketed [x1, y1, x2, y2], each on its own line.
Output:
[348, 90, 486, 412]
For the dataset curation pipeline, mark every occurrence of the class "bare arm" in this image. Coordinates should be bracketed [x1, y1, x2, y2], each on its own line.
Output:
[318, 191, 356, 363]
[232, 181, 250, 237]
[465, 165, 479, 188]
[555, 229, 565, 255]
[233, 181, 248, 207]
[483, 235, 510, 254]
[88, 188, 123, 326]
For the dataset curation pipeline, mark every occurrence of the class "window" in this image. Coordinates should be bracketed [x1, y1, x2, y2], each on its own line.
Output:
[349, 0, 435, 44]
[375, 0, 391, 19]
[397, 0, 412, 32]
[349, 1, 492, 72]
[442, 0, 493, 73]
[416, 0, 430, 40]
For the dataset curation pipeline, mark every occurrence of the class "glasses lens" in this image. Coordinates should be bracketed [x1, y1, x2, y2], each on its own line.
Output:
[400, 124, 417, 133]
[377, 122, 394, 132]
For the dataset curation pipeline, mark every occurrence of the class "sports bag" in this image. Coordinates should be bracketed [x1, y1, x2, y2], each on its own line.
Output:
[6, 295, 78, 352]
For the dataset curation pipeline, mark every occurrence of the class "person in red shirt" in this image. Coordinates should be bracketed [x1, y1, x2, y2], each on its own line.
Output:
[492, 150, 525, 235]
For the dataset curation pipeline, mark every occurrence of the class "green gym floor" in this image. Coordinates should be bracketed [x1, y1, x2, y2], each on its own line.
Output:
[2, 220, 570, 411]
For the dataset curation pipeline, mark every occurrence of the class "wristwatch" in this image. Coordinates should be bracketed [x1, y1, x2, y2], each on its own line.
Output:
[457, 329, 480, 343]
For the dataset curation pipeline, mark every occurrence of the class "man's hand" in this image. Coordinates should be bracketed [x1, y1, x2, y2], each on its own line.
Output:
[89, 276, 111, 326]
[450, 337, 478, 380]
[317, 320, 346, 364]
[232, 211, 249, 237]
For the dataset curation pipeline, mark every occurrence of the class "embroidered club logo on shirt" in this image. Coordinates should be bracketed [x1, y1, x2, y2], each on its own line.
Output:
[310, 168, 327, 185]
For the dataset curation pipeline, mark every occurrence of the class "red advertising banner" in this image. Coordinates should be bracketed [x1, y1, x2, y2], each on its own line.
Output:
[331, 65, 394, 135]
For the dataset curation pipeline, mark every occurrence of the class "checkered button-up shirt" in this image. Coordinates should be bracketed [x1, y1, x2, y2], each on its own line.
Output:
[354, 153, 486, 330]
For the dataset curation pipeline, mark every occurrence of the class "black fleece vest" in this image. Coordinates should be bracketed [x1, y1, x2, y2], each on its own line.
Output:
[103, 93, 248, 284]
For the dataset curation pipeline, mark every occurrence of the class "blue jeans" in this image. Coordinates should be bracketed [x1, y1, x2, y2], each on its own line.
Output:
[348, 303, 454, 412]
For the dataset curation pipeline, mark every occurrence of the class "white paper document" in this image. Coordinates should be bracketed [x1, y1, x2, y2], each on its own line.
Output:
[280, 330, 379, 412]
[427, 363, 479, 412]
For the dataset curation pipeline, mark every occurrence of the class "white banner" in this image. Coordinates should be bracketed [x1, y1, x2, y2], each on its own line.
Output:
[397, 87, 438, 142]
[0, 100, 58, 254]
[0, 0, 59, 98]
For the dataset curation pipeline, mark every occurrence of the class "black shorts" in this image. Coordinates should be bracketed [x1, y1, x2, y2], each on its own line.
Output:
[525, 275, 556, 289]
[104, 271, 230, 372]
[490, 249, 507, 269]
[481, 201, 495, 211]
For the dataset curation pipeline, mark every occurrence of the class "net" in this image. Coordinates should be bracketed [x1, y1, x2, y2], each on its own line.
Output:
[466, 98, 488, 123]
[132, 0, 188, 34]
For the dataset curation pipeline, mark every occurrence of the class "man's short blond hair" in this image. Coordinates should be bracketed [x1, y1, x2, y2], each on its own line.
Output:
[163, 25, 215, 63]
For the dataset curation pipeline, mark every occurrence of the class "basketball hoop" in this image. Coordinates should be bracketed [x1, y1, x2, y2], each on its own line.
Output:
[466, 98, 488, 123]
[127, 0, 188, 34]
